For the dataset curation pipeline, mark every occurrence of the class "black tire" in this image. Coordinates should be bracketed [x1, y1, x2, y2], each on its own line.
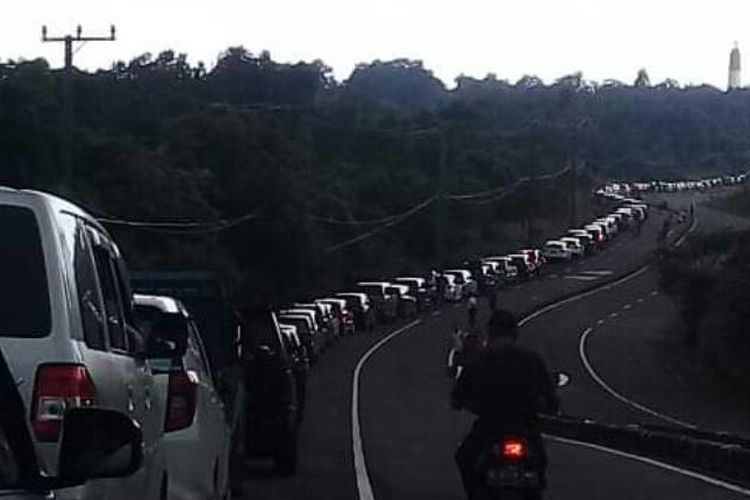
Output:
[274, 424, 299, 476]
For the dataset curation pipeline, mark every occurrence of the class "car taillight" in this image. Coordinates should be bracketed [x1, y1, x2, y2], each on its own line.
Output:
[31, 364, 96, 442]
[165, 370, 198, 432]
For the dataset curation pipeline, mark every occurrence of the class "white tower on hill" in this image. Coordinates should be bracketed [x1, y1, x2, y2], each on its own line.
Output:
[729, 43, 741, 90]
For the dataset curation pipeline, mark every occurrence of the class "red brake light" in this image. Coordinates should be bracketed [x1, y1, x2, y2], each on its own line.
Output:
[31, 364, 96, 441]
[165, 370, 198, 432]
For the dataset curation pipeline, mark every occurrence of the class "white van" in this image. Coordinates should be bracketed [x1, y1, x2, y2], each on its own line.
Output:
[0, 187, 172, 499]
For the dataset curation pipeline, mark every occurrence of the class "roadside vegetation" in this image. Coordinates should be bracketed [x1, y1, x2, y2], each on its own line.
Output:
[658, 231, 750, 389]
[2, 49, 750, 303]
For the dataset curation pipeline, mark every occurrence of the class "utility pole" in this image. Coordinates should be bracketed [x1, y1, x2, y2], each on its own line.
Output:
[435, 128, 447, 267]
[42, 25, 116, 183]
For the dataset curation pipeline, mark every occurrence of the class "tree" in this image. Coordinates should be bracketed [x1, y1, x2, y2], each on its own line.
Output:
[634, 68, 651, 88]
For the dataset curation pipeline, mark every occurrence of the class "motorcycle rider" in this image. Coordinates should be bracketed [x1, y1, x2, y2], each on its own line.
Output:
[451, 309, 559, 499]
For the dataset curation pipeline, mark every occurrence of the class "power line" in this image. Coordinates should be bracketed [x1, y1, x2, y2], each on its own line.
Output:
[97, 208, 262, 235]
[323, 195, 438, 253]
[446, 166, 571, 202]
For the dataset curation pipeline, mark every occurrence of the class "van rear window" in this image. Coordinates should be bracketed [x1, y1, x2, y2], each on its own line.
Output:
[0, 206, 50, 337]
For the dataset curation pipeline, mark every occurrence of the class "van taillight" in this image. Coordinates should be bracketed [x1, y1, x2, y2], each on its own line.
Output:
[165, 370, 198, 432]
[31, 364, 96, 441]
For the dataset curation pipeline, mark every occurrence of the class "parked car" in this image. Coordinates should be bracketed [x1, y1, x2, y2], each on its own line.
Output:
[614, 207, 634, 226]
[336, 292, 376, 333]
[483, 256, 519, 284]
[519, 249, 545, 274]
[507, 254, 533, 281]
[594, 217, 618, 236]
[542, 240, 572, 261]
[276, 324, 310, 423]
[441, 273, 463, 302]
[385, 283, 418, 317]
[277, 312, 321, 362]
[241, 311, 300, 475]
[134, 295, 231, 500]
[625, 204, 648, 221]
[0, 188, 172, 499]
[584, 224, 606, 248]
[317, 298, 355, 335]
[394, 277, 433, 311]
[294, 303, 334, 345]
[560, 237, 585, 258]
[567, 230, 596, 254]
[1, 338, 147, 499]
[357, 282, 398, 323]
[443, 269, 478, 296]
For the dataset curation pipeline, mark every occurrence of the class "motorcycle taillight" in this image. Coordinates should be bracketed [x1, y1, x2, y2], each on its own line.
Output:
[492, 437, 528, 462]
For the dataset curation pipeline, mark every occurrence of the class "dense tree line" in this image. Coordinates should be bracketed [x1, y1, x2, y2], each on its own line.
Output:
[2, 48, 750, 304]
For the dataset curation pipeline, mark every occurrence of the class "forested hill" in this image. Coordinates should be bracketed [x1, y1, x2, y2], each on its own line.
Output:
[1, 48, 749, 303]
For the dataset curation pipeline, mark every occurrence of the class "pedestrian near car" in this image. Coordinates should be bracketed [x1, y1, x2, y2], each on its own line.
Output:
[467, 294, 478, 329]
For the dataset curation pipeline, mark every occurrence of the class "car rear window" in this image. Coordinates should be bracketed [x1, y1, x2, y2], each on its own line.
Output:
[0, 206, 50, 337]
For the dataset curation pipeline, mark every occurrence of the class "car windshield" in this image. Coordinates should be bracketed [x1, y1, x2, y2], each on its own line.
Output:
[0, 206, 50, 337]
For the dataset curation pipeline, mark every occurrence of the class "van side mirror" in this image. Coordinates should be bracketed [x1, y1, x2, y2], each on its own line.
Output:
[54, 408, 143, 488]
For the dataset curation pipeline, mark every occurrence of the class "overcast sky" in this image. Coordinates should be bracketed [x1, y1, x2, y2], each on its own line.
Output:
[2, 0, 747, 88]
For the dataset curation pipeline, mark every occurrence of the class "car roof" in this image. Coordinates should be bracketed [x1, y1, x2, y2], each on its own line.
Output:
[337, 292, 367, 299]
[545, 240, 565, 245]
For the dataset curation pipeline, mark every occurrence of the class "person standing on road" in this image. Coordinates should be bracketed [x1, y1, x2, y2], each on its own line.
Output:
[451, 309, 559, 500]
[467, 294, 478, 329]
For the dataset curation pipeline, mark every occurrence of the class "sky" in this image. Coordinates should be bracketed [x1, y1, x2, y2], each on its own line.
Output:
[1, 0, 748, 88]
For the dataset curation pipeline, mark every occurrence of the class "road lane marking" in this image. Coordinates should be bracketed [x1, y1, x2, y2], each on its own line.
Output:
[564, 275, 600, 281]
[622, 304, 632, 310]
[578, 327, 695, 428]
[608, 312, 619, 318]
[430, 310, 442, 317]
[596, 319, 605, 325]
[636, 298, 644, 303]
[546, 435, 750, 497]
[352, 318, 422, 500]
[518, 265, 650, 328]
[580, 270, 614, 276]
[650, 290, 659, 296]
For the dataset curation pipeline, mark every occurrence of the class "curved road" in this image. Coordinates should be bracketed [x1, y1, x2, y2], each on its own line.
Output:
[244, 191, 750, 499]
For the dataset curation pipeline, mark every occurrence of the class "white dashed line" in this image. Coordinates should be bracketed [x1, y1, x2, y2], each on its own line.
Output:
[622, 304, 632, 310]
[596, 319, 605, 326]
[430, 310, 442, 317]
[609, 312, 619, 319]
[650, 290, 659, 296]
[636, 298, 644, 304]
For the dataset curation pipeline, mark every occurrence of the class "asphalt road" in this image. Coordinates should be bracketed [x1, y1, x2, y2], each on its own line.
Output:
[243, 191, 750, 500]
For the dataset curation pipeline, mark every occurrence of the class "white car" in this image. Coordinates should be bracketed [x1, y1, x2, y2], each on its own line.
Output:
[594, 217, 618, 236]
[134, 295, 231, 500]
[542, 240, 571, 261]
[0, 187, 169, 499]
[277, 313, 320, 362]
[483, 256, 519, 282]
[443, 269, 478, 296]
[560, 237, 585, 258]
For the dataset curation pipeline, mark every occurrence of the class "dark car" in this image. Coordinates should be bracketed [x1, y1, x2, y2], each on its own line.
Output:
[336, 292, 376, 333]
[357, 282, 398, 323]
[508, 254, 532, 281]
[386, 284, 418, 317]
[277, 323, 310, 424]
[241, 310, 301, 475]
[394, 277, 433, 311]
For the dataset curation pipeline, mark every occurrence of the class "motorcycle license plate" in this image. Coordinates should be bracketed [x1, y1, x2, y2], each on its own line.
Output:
[486, 467, 539, 487]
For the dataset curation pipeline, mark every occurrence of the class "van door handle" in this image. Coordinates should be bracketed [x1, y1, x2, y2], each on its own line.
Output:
[126, 385, 135, 413]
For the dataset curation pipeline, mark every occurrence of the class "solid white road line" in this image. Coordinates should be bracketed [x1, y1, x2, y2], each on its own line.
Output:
[546, 435, 750, 497]
[578, 327, 695, 428]
[352, 319, 422, 500]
